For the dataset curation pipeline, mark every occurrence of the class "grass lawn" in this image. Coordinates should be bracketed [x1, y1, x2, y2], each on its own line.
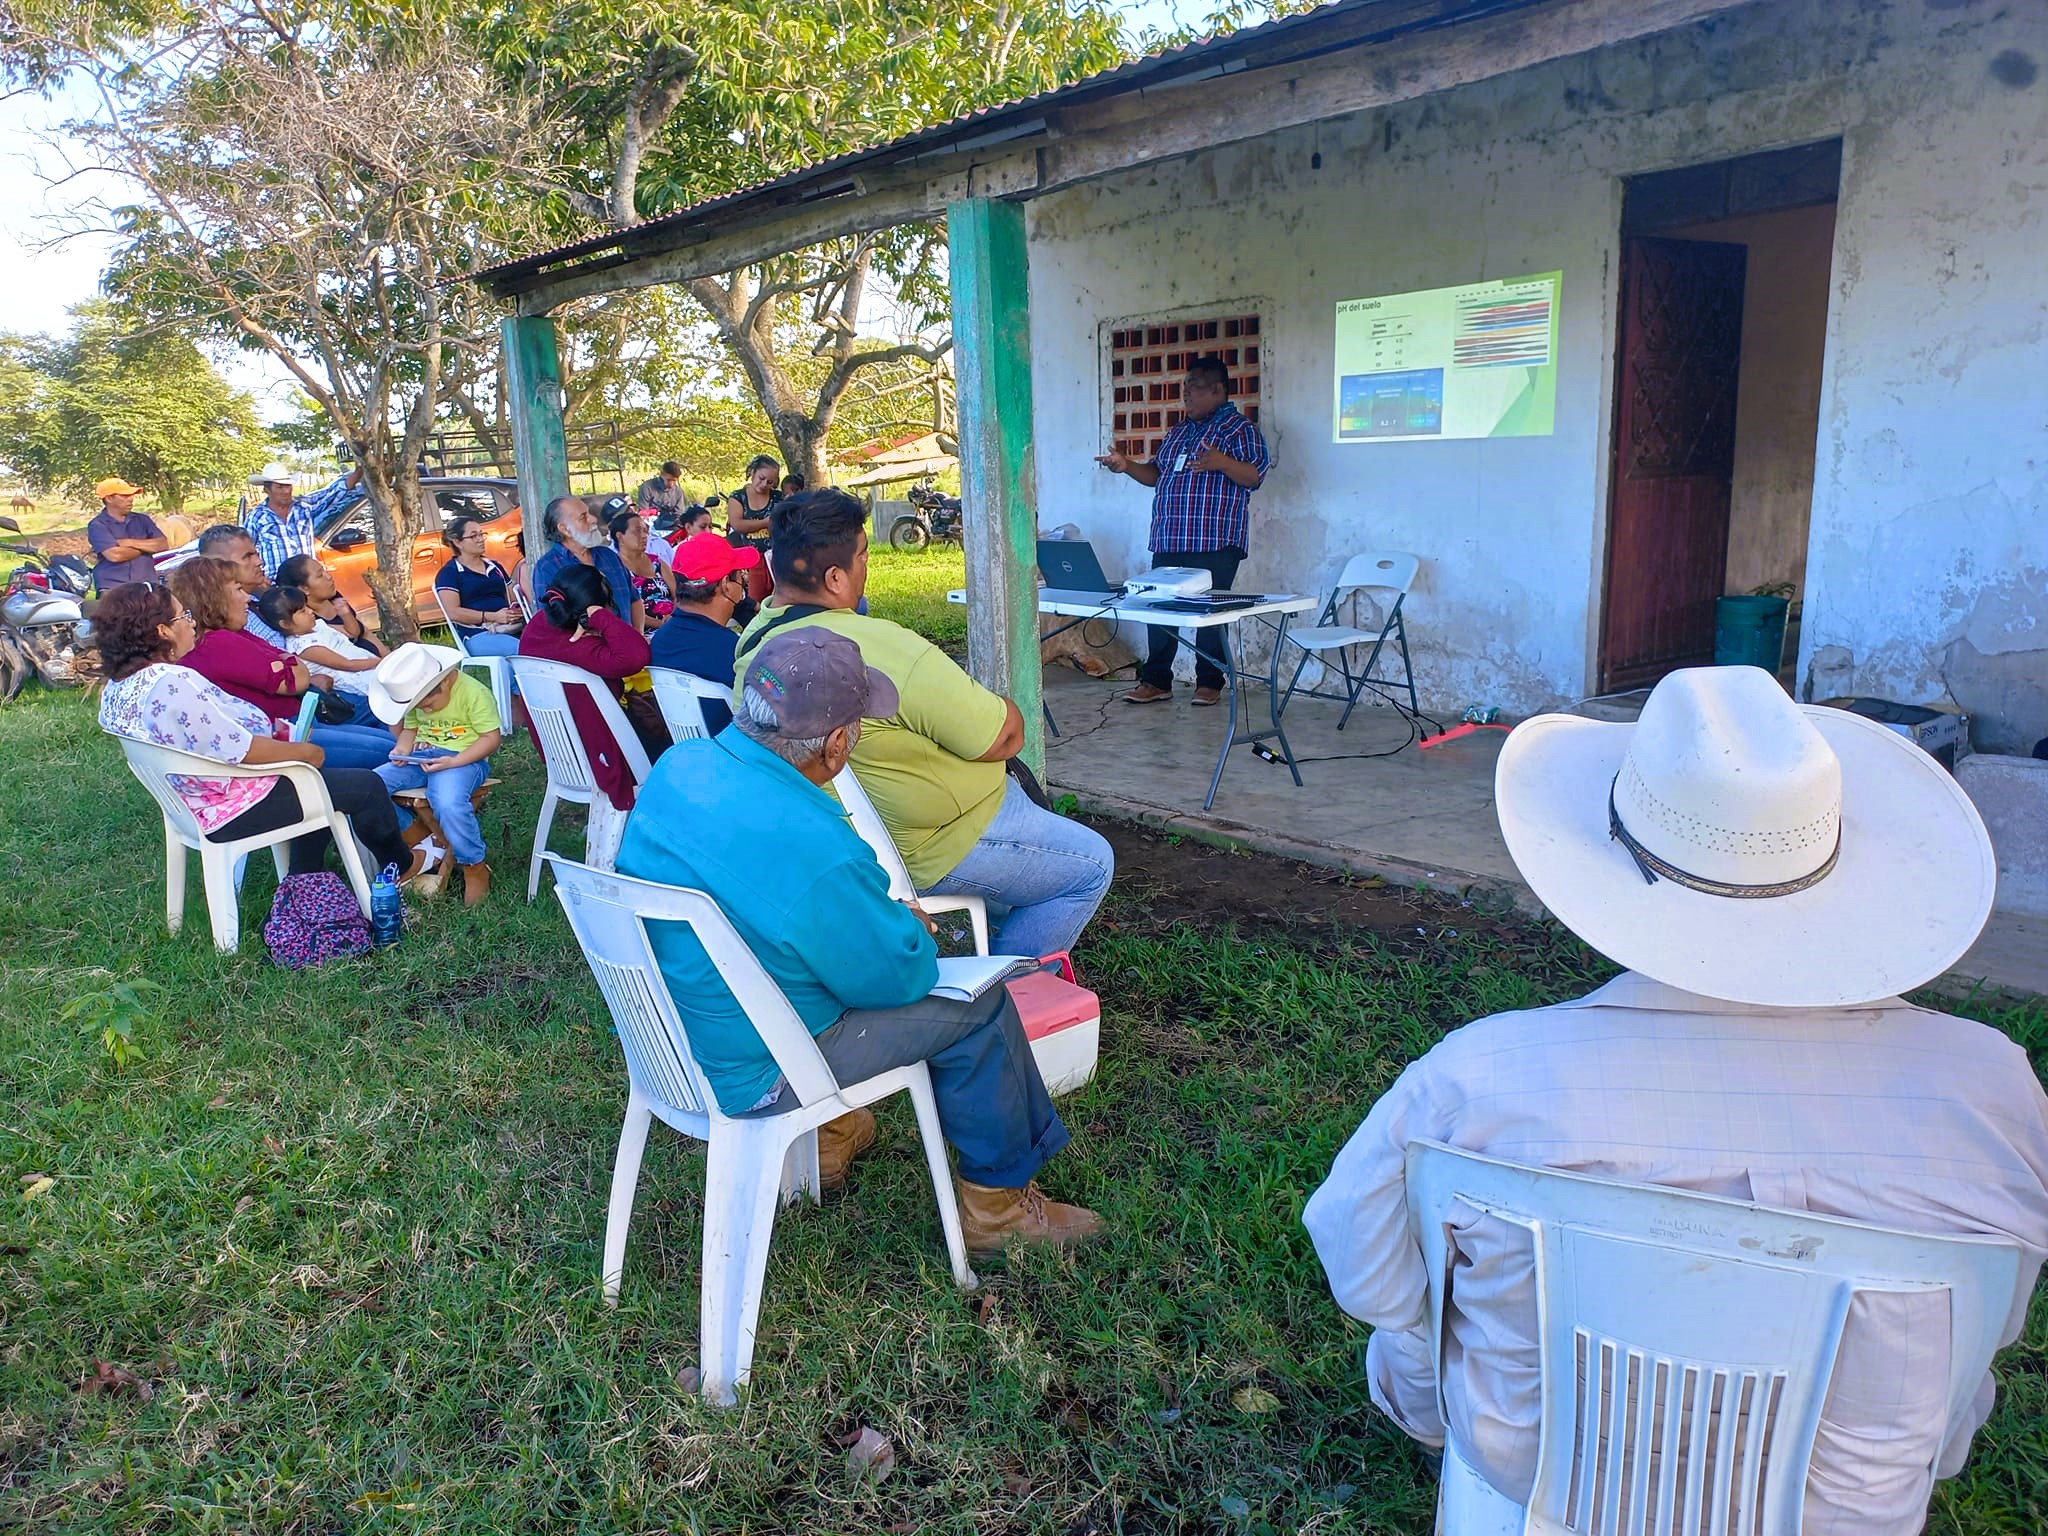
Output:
[3, 554, 2045, 1533]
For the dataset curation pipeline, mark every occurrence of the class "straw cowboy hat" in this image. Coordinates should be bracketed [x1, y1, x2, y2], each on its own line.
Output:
[248, 462, 296, 486]
[1495, 665, 1995, 1007]
[364, 643, 465, 725]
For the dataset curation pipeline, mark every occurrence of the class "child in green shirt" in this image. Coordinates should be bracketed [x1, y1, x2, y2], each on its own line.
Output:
[367, 644, 502, 904]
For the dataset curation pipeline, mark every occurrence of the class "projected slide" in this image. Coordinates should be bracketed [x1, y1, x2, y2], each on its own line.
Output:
[1333, 272, 1561, 442]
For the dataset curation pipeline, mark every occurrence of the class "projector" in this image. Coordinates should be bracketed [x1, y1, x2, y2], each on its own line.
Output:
[1124, 567, 1214, 600]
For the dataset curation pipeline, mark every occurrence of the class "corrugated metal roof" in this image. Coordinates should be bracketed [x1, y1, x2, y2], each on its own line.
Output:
[473, 0, 1542, 294]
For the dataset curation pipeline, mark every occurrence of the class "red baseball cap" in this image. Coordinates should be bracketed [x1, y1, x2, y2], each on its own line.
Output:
[671, 530, 763, 583]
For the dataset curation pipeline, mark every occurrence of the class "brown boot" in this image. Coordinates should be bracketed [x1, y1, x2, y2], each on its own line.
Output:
[816, 1108, 877, 1193]
[957, 1179, 1105, 1259]
[460, 861, 491, 906]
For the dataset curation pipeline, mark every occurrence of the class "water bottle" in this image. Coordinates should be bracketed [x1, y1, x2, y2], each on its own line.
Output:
[370, 862, 404, 948]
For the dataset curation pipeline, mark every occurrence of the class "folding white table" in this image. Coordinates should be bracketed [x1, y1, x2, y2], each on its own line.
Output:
[948, 587, 1316, 810]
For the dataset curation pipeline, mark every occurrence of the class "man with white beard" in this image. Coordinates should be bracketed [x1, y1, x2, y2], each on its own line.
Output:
[527, 494, 643, 632]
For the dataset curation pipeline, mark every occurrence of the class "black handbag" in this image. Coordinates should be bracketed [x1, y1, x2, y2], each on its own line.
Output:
[309, 687, 358, 726]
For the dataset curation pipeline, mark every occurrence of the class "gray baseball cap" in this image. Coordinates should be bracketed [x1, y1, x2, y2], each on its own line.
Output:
[741, 628, 898, 738]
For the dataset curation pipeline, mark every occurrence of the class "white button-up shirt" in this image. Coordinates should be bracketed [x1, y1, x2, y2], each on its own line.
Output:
[1302, 972, 2048, 1536]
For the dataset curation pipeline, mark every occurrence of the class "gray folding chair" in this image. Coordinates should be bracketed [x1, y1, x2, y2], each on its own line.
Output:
[1278, 550, 1420, 727]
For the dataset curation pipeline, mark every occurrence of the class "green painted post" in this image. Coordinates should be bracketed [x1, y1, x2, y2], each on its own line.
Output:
[948, 198, 1043, 774]
[501, 314, 570, 554]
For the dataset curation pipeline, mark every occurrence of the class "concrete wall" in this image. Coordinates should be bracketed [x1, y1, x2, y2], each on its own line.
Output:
[1022, 0, 2048, 742]
[1666, 203, 1836, 599]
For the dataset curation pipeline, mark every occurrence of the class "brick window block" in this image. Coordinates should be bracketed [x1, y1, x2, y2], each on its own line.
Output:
[1108, 313, 1262, 460]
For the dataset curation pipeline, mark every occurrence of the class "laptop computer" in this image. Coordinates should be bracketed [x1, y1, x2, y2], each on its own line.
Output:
[1036, 539, 1121, 601]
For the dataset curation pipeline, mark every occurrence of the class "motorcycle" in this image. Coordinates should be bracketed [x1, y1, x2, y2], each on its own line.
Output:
[888, 481, 963, 552]
[0, 516, 95, 695]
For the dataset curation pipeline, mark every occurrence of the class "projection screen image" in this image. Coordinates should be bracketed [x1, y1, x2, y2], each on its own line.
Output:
[1333, 271, 1561, 442]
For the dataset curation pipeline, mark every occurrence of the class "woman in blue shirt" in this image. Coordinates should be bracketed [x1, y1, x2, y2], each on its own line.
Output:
[432, 515, 523, 657]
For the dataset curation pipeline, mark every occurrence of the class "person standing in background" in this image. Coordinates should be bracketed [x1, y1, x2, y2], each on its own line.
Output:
[1096, 354, 1270, 706]
[85, 477, 168, 592]
[244, 461, 363, 580]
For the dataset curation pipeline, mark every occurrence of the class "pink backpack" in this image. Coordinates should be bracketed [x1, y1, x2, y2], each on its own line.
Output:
[263, 871, 373, 968]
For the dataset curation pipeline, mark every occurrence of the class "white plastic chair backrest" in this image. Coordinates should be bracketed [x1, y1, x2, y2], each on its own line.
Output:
[1405, 1140, 2022, 1536]
[647, 666, 728, 743]
[832, 767, 913, 901]
[508, 654, 652, 801]
[114, 734, 294, 842]
[546, 854, 839, 1122]
[434, 585, 479, 658]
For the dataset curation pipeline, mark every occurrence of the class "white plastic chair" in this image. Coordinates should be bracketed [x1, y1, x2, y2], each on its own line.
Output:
[508, 655, 653, 898]
[546, 853, 978, 1405]
[111, 734, 374, 953]
[1404, 1140, 2025, 1536]
[647, 665, 730, 743]
[1279, 550, 1421, 727]
[831, 766, 990, 955]
[435, 586, 519, 741]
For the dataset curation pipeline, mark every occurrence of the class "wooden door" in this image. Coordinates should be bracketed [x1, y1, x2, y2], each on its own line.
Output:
[1598, 237, 1748, 691]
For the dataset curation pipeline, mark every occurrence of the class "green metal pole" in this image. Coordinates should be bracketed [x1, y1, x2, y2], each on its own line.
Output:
[947, 198, 1043, 774]
[501, 314, 570, 556]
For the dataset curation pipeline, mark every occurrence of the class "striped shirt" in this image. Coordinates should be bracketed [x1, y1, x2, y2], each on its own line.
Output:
[1302, 971, 2048, 1536]
[1147, 401, 1270, 554]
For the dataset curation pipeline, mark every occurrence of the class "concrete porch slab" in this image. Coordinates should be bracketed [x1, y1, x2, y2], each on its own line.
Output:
[1042, 668, 1523, 902]
[1041, 669, 2044, 1000]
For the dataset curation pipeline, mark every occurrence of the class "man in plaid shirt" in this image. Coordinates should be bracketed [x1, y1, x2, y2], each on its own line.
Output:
[244, 462, 362, 581]
[1097, 355, 1270, 704]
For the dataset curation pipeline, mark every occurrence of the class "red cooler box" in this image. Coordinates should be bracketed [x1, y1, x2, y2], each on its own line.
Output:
[1006, 956, 1099, 1096]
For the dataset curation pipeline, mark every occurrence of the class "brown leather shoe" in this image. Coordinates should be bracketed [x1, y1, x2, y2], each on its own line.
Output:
[1122, 683, 1172, 704]
[1190, 686, 1224, 706]
[957, 1178, 1105, 1258]
[460, 861, 491, 906]
[816, 1108, 876, 1193]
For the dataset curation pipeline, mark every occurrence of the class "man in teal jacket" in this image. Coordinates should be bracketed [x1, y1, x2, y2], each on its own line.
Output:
[617, 628, 1102, 1258]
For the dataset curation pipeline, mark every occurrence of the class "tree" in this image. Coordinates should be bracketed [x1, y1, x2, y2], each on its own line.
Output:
[0, 306, 267, 509]
[19, 0, 551, 639]
[484, 0, 1128, 484]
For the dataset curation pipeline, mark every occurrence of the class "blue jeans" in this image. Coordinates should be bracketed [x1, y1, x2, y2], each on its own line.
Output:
[310, 721, 398, 771]
[757, 990, 1066, 1190]
[375, 746, 490, 863]
[460, 631, 521, 657]
[924, 780, 1114, 957]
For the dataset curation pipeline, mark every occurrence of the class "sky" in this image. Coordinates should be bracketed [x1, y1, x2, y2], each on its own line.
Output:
[0, 0, 1198, 419]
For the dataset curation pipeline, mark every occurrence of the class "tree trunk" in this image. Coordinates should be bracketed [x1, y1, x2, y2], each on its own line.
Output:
[356, 451, 428, 646]
[774, 420, 831, 489]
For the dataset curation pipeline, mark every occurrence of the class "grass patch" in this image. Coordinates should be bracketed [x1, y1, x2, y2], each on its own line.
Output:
[865, 541, 967, 652]
[2, 554, 2043, 1533]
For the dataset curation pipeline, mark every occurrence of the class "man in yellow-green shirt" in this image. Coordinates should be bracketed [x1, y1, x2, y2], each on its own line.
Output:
[734, 490, 1113, 957]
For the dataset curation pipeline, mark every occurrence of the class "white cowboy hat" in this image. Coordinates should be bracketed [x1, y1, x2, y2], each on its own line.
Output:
[249, 462, 295, 486]
[1495, 665, 1995, 1007]
[364, 642, 465, 725]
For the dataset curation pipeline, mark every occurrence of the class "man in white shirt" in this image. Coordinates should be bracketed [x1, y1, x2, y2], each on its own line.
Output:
[1303, 666, 2048, 1536]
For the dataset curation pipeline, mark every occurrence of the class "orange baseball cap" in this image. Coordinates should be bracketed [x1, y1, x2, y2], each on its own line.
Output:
[95, 477, 145, 498]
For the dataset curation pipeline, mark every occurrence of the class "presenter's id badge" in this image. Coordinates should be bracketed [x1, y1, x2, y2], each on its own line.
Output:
[1173, 452, 1189, 473]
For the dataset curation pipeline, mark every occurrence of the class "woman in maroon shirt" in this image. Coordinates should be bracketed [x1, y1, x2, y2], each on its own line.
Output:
[167, 556, 394, 772]
[517, 561, 670, 811]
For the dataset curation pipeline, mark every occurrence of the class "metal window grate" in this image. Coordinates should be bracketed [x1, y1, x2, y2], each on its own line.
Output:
[1108, 313, 1263, 459]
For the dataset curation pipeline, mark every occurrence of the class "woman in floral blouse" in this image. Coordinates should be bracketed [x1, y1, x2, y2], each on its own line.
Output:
[96, 584, 417, 880]
[607, 508, 674, 631]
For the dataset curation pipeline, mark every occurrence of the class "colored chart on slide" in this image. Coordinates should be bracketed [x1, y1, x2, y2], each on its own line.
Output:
[1332, 272, 1561, 442]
